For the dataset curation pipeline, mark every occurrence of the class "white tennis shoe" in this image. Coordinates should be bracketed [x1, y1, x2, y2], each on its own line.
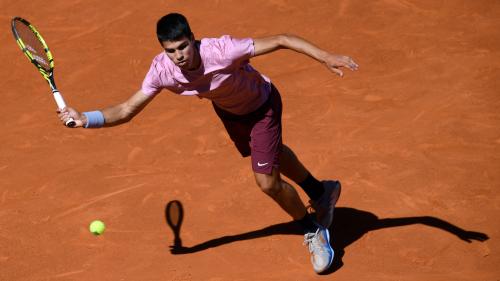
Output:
[304, 226, 334, 273]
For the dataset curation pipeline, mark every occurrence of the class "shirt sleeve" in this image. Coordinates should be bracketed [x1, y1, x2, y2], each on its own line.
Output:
[219, 35, 255, 64]
[141, 62, 162, 97]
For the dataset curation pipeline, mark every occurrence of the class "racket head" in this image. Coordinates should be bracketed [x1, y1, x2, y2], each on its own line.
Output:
[11, 17, 54, 79]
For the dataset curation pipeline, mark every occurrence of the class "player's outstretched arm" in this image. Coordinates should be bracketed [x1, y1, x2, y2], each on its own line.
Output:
[253, 34, 359, 77]
[57, 90, 154, 128]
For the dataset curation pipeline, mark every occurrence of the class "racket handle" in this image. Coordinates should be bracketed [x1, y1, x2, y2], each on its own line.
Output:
[53, 90, 76, 127]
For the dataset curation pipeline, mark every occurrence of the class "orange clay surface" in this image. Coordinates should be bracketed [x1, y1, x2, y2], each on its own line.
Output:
[1, 1, 499, 280]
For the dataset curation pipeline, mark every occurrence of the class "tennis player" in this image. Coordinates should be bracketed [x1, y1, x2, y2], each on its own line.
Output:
[58, 13, 358, 273]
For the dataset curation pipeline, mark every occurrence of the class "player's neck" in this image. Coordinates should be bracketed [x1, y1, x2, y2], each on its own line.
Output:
[188, 42, 202, 71]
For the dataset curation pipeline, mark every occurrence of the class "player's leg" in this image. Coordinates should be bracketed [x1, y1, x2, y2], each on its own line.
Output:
[278, 144, 308, 181]
[245, 85, 319, 232]
[253, 167, 306, 220]
[279, 144, 341, 229]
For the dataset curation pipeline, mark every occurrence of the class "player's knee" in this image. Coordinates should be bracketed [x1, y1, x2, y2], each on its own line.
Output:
[255, 176, 281, 197]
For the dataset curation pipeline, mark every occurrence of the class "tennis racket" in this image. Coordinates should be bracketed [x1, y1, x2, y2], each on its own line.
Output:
[11, 17, 75, 127]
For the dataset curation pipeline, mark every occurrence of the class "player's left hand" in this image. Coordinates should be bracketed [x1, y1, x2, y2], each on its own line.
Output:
[324, 54, 359, 77]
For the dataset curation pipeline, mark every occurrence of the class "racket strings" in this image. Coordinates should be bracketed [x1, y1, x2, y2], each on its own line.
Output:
[14, 20, 51, 72]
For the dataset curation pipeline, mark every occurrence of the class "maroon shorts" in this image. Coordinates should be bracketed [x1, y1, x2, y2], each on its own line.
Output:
[212, 84, 282, 175]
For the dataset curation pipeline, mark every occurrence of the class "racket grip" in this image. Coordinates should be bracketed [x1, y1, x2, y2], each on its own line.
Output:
[53, 91, 76, 127]
[52, 90, 67, 109]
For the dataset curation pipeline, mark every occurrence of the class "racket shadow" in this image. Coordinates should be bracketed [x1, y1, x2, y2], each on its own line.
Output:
[169, 220, 303, 255]
[165, 200, 184, 251]
[163, 204, 489, 274]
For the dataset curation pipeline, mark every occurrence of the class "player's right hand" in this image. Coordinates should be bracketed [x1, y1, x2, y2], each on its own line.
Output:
[57, 107, 85, 128]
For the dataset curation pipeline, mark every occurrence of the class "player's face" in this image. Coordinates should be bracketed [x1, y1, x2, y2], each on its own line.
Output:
[162, 36, 198, 70]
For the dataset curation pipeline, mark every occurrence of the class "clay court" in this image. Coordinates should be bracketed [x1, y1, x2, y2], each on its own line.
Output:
[1, 0, 499, 280]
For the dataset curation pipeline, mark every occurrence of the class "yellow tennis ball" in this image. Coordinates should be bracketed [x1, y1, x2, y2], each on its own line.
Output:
[89, 220, 106, 235]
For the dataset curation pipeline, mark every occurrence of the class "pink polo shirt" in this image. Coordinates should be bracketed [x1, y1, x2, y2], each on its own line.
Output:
[141, 35, 271, 115]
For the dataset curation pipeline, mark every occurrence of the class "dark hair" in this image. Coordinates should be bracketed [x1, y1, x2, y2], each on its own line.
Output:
[156, 13, 192, 43]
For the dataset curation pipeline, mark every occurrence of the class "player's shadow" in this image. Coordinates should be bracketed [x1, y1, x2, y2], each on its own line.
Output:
[165, 204, 488, 274]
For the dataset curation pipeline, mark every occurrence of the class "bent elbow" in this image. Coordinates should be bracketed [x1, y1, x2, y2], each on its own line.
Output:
[277, 33, 298, 49]
[277, 34, 290, 47]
